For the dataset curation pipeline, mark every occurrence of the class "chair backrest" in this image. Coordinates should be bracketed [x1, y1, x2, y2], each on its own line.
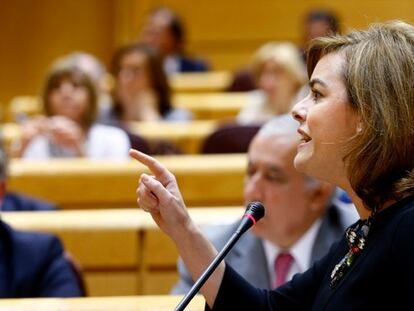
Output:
[126, 131, 151, 154]
[127, 131, 182, 155]
[201, 123, 262, 154]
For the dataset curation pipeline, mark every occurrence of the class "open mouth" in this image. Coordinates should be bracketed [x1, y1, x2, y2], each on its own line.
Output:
[298, 129, 312, 143]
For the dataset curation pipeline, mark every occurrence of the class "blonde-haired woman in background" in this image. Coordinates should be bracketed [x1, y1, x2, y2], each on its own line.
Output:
[237, 42, 307, 124]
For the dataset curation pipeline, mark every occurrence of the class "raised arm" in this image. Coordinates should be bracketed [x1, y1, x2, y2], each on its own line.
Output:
[129, 149, 224, 307]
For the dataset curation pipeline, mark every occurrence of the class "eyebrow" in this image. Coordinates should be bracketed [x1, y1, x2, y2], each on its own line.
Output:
[268, 167, 288, 177]
[247, 162, 288, 176]
[309, 78, 328, 89]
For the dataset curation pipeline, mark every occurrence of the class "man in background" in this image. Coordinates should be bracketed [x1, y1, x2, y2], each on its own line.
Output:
[0, 143, 83, 297]
[301, 9, 340, 60]
[140, 7, 209, 75]
[172, 115, 357, 292]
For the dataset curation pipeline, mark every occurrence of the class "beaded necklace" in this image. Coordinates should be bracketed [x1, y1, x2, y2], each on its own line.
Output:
[330, 212, 376, 289]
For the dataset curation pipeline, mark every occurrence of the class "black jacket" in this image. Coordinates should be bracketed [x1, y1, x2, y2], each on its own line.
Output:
[0, 220, 82, 297]
[209, 196, 414, 310]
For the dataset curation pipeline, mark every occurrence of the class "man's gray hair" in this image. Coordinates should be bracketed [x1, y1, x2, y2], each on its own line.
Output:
[256, 114, 321, 190]
[256, 114, 300, 139]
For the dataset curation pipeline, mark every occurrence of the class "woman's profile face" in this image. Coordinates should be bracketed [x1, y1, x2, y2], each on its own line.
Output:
[292, 52, 359, 186]
[48, 76, 90, 124]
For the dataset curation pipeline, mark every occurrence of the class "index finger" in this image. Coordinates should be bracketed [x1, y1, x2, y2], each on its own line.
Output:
[129, 148, 171, 180]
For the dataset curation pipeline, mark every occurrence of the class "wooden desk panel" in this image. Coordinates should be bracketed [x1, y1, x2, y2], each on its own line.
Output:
[58, 230, 139, 268]
[0, 295, 205, 311]
[170, 71, 232, 93]
[141, 271, 179, 295]
[2, 208, 243, 296]
[84, 272, 140, 297]
[2, 209, 143, 296]
[2, 208, 243, 230]
[2, 209, 141, 268]
[8, 154, 246, 209]
[127, 120, 219, 154]
[172, 92, 248, 120]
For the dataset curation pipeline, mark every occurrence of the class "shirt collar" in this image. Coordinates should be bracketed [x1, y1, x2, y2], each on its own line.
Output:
[262, 218, 323, 277]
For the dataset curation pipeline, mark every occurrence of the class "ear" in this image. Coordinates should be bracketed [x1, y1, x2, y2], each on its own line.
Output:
[356, 117, 363, 134]
[307, 182, 335, 213]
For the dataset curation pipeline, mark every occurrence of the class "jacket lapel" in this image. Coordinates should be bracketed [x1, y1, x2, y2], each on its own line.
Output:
[226, 232, 271, 289]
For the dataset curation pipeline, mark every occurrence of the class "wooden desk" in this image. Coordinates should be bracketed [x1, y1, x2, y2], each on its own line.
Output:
[6, 96, 41, 122]
[2, 122, 20, 149]
[0, 295, 205, 311]
[169, 71, 232, 93]
[172, 92, 248, 120]
[127, 120, 219, 154]
[8, 154, 246, 209]
[3, 208, 243, 296]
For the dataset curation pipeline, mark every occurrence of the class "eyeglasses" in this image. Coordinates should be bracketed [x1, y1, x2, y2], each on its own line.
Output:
[118, 66, 146, 79]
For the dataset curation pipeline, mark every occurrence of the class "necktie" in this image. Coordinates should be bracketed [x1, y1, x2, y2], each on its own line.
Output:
[273, 252, 294, 288]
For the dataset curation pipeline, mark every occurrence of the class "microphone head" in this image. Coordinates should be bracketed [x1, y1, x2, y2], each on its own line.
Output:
[245, 201, 265, 222]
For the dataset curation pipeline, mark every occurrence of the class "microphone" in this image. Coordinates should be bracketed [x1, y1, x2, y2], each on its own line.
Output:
[174, 201, 265, 311]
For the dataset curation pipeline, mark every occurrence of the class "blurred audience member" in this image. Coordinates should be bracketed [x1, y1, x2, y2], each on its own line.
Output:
[140, 7, 209, 75]
[100, 42, 191, 124]
[172, 115, 357, 293]
[228, 9, 339, 92]
[52, 51, 113, 113]
[13, 63, 130, 160]
[0, 145, 83, 297]
[301, 9, 340, 60]
[236, 43, 307, 124]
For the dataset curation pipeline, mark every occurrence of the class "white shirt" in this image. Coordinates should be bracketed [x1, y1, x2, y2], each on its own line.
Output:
[262, 219, 322, 287]
[164, 55, 180, 75]
[22, 124, 131, 161]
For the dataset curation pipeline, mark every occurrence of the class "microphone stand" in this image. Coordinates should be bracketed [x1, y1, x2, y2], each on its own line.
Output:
[174, 230, 243, 311]
[174, 201, 264, 311]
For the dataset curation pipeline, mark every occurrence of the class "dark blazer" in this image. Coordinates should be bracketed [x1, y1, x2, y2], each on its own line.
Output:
[172, 203, 357, 294]
[208, 196, 414, 310]
[2, 192, 57, 211]
[179, 56, 209, 72]
[0, 220, 82, 297]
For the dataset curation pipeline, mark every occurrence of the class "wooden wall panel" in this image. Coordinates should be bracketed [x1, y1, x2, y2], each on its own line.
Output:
[126, 0, 414, 71]
[2, 0, 414, 110]
[0, 0, 115, 108]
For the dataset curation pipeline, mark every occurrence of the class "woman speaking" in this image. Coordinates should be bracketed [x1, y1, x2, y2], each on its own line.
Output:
[130, 20, 414, 309]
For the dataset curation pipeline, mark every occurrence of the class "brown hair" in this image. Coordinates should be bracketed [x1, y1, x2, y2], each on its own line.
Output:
[150, 7, 185, 52]
[111, 42, 172, 117]
[307, 21, 414, 210]
[42, 65, 97, 128]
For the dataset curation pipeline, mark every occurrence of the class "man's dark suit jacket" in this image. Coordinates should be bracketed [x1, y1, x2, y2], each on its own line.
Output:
[0, 220, 82, 297]
[3, 192, 56, 211]
[179, 56, 209, 72]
